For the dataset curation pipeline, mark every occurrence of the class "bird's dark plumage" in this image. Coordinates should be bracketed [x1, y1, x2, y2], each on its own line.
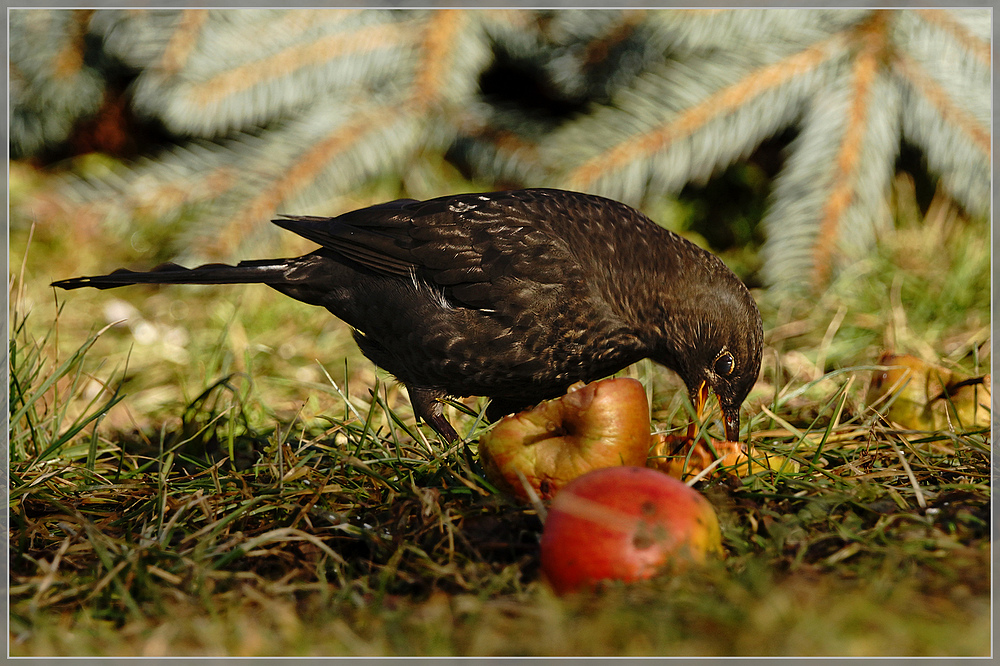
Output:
[52, 188, 763, 442]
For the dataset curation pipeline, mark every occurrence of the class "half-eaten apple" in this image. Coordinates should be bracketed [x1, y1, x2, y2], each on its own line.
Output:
[478, 378, 651, 500]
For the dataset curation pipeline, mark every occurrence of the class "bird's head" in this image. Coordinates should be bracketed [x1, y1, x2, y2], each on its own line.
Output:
[651, 275, 763, 442]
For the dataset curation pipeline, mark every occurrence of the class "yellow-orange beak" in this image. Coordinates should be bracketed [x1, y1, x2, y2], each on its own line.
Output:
[686, 381, 711, 440]
[687, 381, 740, 442]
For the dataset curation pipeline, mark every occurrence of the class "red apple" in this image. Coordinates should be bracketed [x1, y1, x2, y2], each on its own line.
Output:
[540, 466, 722, 595]
[478, 378, 651, 500]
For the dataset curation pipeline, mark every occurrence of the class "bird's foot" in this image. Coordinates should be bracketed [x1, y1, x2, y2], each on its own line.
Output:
[407, 386, 459, 443]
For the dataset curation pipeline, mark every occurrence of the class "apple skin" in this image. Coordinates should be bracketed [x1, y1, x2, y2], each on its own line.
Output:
[539, 466, 723, 595]
[478, 378, 651, 500]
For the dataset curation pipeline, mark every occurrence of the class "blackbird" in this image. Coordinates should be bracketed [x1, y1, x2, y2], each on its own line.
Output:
[52, 188, 763, 443]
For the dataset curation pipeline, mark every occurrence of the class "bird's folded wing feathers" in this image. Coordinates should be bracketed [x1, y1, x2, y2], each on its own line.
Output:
[272, 192, 587, 311]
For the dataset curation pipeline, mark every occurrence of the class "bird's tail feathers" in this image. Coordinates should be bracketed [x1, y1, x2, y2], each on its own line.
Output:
[51, 259, 295, 291]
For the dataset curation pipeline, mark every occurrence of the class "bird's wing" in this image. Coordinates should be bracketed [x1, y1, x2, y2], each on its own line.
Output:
[273, 199, 420, 276]
[272, 190, 591, 311]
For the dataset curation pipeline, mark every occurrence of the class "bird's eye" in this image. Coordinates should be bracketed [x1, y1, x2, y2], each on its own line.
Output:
[714, 351, 735, 376]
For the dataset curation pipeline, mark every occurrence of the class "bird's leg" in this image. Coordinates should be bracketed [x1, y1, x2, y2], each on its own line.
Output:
[407, 386, 459, 443]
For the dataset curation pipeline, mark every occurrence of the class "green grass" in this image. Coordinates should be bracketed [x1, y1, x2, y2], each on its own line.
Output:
[8, 170, 990, 657]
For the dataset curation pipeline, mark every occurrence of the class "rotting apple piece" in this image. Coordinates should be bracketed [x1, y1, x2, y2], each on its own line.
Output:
[866, 352, 991, 431]
[647, 433, 799, 481]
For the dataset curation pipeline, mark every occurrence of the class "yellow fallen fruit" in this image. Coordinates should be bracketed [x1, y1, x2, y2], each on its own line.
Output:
[647, 433, 799, 481]
[867, 352, 990, 431]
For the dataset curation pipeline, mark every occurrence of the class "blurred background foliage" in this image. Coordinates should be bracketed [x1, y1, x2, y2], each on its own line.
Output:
[10, 8, 990, 292]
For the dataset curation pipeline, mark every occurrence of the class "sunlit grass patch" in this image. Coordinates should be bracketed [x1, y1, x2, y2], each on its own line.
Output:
[8, 172, 989, 657]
